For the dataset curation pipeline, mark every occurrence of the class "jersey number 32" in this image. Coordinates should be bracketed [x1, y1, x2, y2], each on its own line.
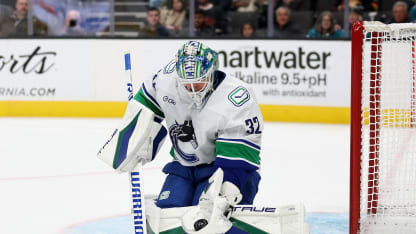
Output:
[245, 117, 262, 134]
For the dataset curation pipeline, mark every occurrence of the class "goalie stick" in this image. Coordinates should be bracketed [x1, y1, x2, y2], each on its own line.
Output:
[124, 53, 147, 234]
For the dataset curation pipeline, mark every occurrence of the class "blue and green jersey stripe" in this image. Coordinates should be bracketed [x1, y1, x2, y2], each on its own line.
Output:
[215, 138, 261, 170]
[134, 84, 164, 119]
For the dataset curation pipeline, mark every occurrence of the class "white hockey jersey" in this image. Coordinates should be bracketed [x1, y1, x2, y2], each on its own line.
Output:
[134, 59, 263, 172]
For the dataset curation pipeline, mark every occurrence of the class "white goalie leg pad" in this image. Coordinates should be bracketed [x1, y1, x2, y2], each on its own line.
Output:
[97, 100, 167, 172]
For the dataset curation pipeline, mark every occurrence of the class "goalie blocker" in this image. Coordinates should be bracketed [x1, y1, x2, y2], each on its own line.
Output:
[97, 100, 167, 172]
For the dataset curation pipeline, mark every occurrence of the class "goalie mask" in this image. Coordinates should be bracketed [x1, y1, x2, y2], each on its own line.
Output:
[176, 41, 218, 106]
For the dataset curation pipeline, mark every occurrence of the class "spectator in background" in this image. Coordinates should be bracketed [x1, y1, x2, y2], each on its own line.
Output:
[11, 0, 49, 36]
[193, 9, 215, 36]
[274, 6, 300, 38]
[197, 0, 228, 35]
[62, 9, 85, 36]
[160, 0, 186, 35]
[306, 11, 344, 39]
[140, 7, 169, 37]
[386, 1, 410, 24]
[0, 4, 15, 36]
[241, 22, 256, 37]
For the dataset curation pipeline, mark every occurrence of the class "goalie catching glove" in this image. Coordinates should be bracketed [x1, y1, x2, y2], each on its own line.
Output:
[97, 100, 167, 172]
[182, 168, 242, 234]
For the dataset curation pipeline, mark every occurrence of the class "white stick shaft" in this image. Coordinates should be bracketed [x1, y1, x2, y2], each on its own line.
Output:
[125, 53, 134, 101]
[125, 53, 147, 234]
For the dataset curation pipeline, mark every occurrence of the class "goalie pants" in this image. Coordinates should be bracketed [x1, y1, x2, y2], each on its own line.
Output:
[155, 161, 260, 208]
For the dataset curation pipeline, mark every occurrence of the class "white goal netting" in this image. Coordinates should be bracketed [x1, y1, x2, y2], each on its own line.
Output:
[359, 22, 416, 234]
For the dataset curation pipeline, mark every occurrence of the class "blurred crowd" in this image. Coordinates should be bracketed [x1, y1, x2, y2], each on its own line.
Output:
[1, 0, 416, 38]
[0, 0, 108, 37]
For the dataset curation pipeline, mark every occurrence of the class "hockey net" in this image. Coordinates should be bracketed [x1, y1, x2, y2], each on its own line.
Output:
[350, 21, 416, 234]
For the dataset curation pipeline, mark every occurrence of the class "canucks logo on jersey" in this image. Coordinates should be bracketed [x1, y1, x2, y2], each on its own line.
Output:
[169, 120, 199, 163]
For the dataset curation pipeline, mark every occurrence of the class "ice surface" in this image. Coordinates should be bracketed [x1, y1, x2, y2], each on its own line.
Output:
[0, 118, 350, 234]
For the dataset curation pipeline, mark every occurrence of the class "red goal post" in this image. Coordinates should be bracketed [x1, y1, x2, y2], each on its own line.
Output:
[350, 21, 416, 234]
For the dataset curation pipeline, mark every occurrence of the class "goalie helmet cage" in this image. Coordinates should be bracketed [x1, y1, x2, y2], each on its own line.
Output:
[350, 21, 416, 234]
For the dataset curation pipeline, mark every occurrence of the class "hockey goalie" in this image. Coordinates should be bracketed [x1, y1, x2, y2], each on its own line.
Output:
[98, 40, 309, 234]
